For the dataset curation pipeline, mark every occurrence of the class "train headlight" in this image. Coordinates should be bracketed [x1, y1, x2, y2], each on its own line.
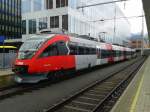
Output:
[14, 76, 23, 83]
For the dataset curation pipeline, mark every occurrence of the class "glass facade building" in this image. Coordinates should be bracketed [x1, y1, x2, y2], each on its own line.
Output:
[22, 0, 130, 45]
[0, 0, 21, 41]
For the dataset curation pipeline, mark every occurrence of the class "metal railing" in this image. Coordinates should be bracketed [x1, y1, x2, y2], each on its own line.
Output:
[0, 53, 17, 69]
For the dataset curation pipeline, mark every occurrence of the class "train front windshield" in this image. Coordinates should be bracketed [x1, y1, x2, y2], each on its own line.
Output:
[18, 38, 45, 59]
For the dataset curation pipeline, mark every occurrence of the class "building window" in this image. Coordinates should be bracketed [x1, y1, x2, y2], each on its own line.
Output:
[62, 15, 68, 30]
[56, 0, 60, 8]
[22, 20, 26, 34]
[46, 0, 53, 9]
[39, 17, 47, 30]
[33, 0, 42, 11]
[22, 0, 31, 13]
[0, 0, 21, 39]
[56, 0, 68, 8]
[29, 19, 36, 34]
[50, 16, 59, 28]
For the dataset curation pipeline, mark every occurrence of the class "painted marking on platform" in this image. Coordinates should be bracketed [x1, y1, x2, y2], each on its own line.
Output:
[130, 73, 144, 112]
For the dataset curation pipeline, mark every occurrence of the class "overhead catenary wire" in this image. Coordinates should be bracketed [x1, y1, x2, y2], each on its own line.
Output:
[88, 15, 145, 22]
[77, 0, 130, 9]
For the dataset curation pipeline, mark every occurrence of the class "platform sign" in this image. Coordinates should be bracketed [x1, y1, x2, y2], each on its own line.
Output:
[0, 36, 5, 43]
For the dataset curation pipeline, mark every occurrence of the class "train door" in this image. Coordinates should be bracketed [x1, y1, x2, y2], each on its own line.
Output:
[105, 44, 114, 63]
[34, 41, 68, 73]
[123, 47, 126, 60]
[34, 42, 59, 73]
[56, 41, 70, 70]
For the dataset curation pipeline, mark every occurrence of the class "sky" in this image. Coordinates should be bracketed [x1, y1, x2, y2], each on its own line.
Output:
[118, 0, 147, 34]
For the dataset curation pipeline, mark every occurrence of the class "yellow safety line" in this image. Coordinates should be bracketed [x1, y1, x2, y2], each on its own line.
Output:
[130, 73, 144, 112]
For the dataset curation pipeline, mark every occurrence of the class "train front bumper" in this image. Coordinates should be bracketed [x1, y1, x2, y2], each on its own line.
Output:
[14, 74, 48, 83]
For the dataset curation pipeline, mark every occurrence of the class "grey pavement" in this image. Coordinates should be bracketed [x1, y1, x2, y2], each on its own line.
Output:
[111, 56, 150, 112]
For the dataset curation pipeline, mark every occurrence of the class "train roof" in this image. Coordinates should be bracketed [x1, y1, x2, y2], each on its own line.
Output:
[27, 33, 133, 50]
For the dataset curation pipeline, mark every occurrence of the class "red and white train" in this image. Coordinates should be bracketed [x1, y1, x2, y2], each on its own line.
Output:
[13, 33, 135, 83]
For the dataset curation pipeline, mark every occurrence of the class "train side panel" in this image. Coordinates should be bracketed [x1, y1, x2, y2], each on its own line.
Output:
[75, 55, 97, 70]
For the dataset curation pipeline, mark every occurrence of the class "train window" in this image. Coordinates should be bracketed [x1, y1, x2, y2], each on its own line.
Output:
[40, 43, 58, 57]
[97, 48, 101, 58]
[69, 45, 77, 55]
[68, 43, 78, 55]
[101, 49, 110, 58]
[84, 47, 89, 54]
[101, 49, 105, 58]
[90, 48, 96, 54]
[69, 44, 96, 55]
[115, 50, 118, 57]
[57, 41, 68, 55]
[121, 51, 122, 56]
[78, 46, 85, 55]
[112, 50, 114, 57]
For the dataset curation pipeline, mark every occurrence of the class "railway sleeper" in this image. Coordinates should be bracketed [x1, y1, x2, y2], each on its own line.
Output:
[72, 100, 96, 106]
[84, 93, 106, 98]
[89, 90, 110, 95]
[82, 94, 105, 100]
[93, 87, 113, 92]
[88, 90, 110, 95]
[66, 101, 95, 111]
[56, 106, 89, 112]
[79, 96, 99, 102]
[75, 97, 99, 105]
[98, 84, 117, 88]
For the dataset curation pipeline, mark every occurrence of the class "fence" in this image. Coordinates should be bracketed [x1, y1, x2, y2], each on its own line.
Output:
[0, 53, 17, 69]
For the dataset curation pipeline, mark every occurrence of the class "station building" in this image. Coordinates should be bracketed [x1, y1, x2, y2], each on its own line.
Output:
[0, 0, 22, 45]
[22, 0, 131, 45]
[129, 38, 149, 49]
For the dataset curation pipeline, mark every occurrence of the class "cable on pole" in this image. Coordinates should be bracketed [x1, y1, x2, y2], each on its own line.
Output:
[77, 0, 129, 9]
[88, 15, 145, 22]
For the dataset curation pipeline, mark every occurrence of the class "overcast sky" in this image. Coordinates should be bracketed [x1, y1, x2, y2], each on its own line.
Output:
[118, 0, 147, 34]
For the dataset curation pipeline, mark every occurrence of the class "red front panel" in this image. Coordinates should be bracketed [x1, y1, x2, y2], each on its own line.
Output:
[29, 55, 75, 74]
[14, 35, 76, 75]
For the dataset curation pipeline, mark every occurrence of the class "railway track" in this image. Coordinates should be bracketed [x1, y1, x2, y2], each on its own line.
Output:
[0, 79, 55, 100]
[42, 57, 146, 112]
[0, 57, 145, 104]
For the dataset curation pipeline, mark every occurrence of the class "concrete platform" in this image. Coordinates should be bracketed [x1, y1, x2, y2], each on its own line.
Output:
[111, 56, 150, 112]
[0, 69, 14, 76]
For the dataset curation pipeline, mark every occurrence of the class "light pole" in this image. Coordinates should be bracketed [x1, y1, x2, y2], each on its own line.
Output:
[113, 3, 117, 44]
[141, 10, 144, 56]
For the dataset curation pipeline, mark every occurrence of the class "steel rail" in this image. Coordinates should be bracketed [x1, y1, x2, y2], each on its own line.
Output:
[43, 57, 146, 112]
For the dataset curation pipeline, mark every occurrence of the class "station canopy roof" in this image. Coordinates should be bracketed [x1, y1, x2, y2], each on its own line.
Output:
[142, 0, 150, 41]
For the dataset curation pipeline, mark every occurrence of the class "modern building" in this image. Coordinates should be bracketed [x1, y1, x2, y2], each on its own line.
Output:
[22, 0, 131, 45]
[0, 0, 22, 45]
